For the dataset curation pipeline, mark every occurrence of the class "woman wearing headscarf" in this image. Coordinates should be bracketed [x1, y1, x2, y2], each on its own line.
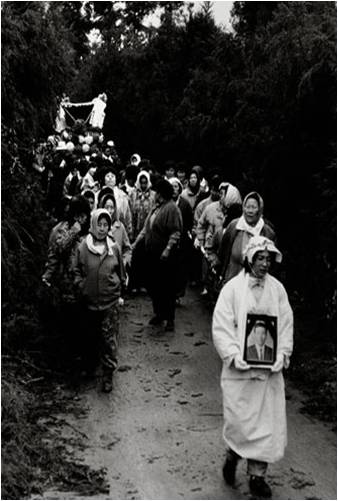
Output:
[212, 235, 293, 498]
[133, 179, 182, 332]
[74, 209, 126, 393]
[129, 170, 156, 242]
[97, 165, 132, 239]
[218, 192, 276, 285]
[191, 164, 209, 194]
[168, 177, 193, 301]
[129, 170, 156, 292]
[100, 193, 132, 268]
[181, 170, 206, 211]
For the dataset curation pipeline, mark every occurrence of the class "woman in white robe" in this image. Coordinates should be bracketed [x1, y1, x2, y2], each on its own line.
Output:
[212, 235, 293, 498]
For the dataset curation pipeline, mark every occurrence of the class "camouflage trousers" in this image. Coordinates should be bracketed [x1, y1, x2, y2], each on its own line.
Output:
[85, 305, 120, 376]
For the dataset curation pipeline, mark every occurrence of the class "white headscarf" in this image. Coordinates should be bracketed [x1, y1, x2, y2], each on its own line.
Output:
[168, 176, 183, 194]
[131, 153, 141, 166]
[219, 182, 242, 207]
[236, 191, 265, 236]
[135, 170, 151, 191]
[86, 209, 115, 255]
[243, 235, 282, 264]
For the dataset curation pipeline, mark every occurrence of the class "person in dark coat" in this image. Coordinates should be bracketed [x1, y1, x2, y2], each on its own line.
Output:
[218, 192, 276, 285]
[133, 179, 182, 332]
[168, 177, 193, 302]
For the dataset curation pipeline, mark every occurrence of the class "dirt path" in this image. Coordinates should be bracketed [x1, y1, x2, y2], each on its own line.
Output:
[41, 289, 336, 500]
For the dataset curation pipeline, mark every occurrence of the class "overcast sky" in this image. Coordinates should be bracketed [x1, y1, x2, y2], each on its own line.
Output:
[143, 1, 234, 31]
[199, 1, 234, 30]
[89, 2, 234, 45]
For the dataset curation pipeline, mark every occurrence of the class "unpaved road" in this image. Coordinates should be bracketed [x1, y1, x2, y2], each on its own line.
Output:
[42, 289, 336, 500]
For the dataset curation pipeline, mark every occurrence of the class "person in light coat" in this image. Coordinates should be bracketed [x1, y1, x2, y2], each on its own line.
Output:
[100, 193, 132, 268]
[74, 209, 126, 393]
[97, 166, 133, 239]
[212, 235, 293, 498]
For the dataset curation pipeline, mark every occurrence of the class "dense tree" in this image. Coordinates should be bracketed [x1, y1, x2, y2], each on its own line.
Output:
[1, 1, 77, 137]
[2, 3, 335, 496]
[2, 0, 336, 336]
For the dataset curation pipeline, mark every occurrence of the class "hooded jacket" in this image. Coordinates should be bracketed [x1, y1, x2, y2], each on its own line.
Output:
[74, 209, 126, 310]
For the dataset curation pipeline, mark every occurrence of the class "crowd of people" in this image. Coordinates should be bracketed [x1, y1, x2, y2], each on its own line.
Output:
[38, 118, 294, 498]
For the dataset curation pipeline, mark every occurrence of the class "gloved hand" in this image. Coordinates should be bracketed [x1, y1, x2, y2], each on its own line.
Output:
[271, 353, 284, 373]
[233, 354, 250, 371]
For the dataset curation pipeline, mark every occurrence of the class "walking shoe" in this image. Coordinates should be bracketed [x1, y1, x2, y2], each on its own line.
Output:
[249, 476, 272, 498]
[149, 315, 163, 326]
[165, 320, 175, 332]
[222, 458, 237, 485]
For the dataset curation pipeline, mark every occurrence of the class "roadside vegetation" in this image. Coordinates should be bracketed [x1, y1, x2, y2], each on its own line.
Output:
[2, 2, 336, 497]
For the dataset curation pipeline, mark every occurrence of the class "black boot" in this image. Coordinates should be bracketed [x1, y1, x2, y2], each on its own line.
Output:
[249, 476, 272, 498]
[165, 320, 175, 332]
[149, 315, 163, 326]
[222, 457, 237, 485]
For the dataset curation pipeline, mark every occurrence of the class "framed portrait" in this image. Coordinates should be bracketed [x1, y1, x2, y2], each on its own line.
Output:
[243, 314, 278, 369]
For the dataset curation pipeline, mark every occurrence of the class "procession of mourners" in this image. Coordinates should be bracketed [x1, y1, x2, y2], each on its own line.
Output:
[38, 94, 293, 498]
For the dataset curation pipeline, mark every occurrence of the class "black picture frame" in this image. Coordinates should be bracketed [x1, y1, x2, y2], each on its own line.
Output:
[243, 314, 278, 368]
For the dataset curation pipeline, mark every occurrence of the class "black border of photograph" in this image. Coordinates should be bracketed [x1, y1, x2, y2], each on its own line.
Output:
[243, 314, 278, 368]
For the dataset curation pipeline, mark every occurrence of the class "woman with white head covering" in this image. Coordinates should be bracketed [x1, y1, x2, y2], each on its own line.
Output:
[74, 209, 126, 393]
[129, 170, 156, 241]
[99, 193, 132, 268]
[128, 171, 156, 292]
[218, 191, 276, 284]
[97, 166, 133, 239]
[212, 235, 293, 498]
[130, 153, 141, 167]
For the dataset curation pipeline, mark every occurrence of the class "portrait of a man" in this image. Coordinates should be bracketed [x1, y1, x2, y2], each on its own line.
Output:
[246, 320, 274, 363]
